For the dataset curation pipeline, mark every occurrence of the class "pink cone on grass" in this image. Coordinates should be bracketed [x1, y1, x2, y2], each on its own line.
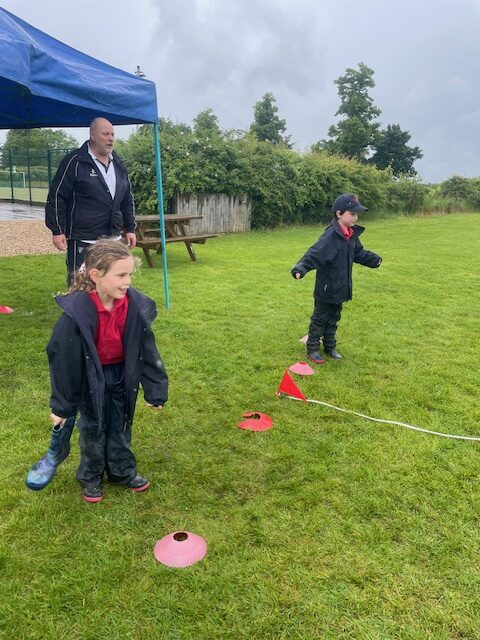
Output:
[289, 362, 315, 376]
[154, 531, 208, 568]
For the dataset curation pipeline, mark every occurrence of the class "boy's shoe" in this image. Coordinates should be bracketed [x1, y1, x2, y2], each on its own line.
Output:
[26, 417, 75, 491]
[325, 349, 342, 360]
[125, 475, 150, 492]
[307, 351, 326, 364]
[83, 482, 104, 503]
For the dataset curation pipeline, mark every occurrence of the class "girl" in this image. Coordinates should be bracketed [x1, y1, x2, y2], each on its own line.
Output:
[29, 239, 168, 503]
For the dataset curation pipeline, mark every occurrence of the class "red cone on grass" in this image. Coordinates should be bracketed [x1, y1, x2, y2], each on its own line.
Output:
[0, 306, 13, 314]
[276, 370, 307, 401]
[237, 412, 274, 432]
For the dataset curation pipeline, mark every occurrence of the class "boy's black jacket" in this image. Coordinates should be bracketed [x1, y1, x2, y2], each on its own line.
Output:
[46, 287, 168, 427]
[292, 220, 381, 303]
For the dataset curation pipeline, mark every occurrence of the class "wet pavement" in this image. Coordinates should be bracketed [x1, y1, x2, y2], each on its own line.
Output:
[0, 202, 44, 220]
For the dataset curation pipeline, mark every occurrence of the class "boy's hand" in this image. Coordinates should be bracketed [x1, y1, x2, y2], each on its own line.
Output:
[50, 413, 67, 427]
[292, 269, 303, 279]
[146, 403, 163, 411]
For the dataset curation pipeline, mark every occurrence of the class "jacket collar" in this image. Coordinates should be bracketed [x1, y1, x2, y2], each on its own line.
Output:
[331, 219, 364, 239]
[56, 287, 157, 327]
[77, 140, 122, 168]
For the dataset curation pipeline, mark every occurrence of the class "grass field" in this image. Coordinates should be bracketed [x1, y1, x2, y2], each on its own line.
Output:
[1, 213, 480, 639]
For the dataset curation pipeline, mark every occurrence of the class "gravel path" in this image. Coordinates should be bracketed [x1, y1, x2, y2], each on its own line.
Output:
[0, 220, 58, 257]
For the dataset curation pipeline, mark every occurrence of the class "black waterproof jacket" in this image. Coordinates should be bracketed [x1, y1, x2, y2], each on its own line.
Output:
[45, 141, 135, 241]
[292, 220, 382, 303]
[46, 288, 168, 428]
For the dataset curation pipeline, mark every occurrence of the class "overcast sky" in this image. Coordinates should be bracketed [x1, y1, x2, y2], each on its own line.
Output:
[3, 0, 480, 182]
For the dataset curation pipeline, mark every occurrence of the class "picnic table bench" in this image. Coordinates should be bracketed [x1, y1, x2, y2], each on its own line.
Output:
[135, 214, 218, 267]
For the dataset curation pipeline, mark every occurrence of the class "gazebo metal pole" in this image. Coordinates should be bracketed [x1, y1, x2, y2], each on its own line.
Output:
[153, 121, 170, 309]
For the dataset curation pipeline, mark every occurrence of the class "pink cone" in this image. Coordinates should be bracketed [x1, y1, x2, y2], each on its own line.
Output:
[154, 531, 208, 568]
[289, 362, 315, 376]
[237, 412, 273, 431]
[299, 335, 308, 343]
[0, 306, 13, 314]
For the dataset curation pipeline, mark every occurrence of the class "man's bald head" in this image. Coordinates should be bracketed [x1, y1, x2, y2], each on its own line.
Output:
[89, 118, 115, 162]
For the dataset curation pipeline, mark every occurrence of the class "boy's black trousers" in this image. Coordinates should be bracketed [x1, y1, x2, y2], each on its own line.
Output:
[306, 299, 343, 353]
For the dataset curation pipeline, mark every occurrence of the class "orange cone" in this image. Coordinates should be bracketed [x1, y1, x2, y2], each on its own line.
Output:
[276, 370, 307, 401]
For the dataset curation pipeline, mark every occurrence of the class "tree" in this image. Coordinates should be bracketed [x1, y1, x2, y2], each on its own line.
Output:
[318, 63, 380, 161]
[193, 108, 222, 138]
[250, 92, 291, 146]
[0, 128, 78, 165]
[369, 124, 422, 175]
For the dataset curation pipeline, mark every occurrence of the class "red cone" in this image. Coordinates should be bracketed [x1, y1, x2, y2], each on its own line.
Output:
[0, 306, 13, 314]
[237, 412, 274, 432]
[276, 370, 307, 401]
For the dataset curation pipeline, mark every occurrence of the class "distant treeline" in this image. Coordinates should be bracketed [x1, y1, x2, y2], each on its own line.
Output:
[116, 122, 480, 228]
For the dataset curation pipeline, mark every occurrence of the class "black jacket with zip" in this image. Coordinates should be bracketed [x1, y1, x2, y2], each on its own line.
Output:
[46, 288, 168, 428]
[291, 220, 382, 303]
[45, 141, 135, 240]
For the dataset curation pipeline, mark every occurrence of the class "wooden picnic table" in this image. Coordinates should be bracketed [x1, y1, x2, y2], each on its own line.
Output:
[135, 213, 218, 267]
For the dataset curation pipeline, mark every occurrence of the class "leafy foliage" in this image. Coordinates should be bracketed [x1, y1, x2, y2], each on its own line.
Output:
[0, 128, 77, 166]
[249, 92, 291, 146]
[317, 63, 422, 177]
[319, 63, 380, 161]
[370, 124, 423, 176]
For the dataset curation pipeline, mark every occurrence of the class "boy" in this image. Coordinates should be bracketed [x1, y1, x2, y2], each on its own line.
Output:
[292, 194, 382, 363]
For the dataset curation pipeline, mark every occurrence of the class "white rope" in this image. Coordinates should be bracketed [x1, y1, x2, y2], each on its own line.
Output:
[283, 395, 480, 441]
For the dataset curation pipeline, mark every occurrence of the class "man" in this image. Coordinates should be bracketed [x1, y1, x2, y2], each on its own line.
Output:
[45, 117, 136, 283]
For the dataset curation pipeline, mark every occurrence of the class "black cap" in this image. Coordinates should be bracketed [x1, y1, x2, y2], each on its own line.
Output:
[331, 193, 368, 214]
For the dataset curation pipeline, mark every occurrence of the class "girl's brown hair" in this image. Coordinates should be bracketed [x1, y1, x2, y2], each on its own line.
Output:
[67, 239, 140, 293]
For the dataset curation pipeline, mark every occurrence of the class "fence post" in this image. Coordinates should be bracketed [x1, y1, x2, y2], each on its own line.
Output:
[8, 149, 14, 203]
[47, 149, 52, 187]
[26, 147, 32, 205]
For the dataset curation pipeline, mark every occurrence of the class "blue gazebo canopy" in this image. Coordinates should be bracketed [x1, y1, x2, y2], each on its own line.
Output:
[0, 7, 170, 307]
[0, 6, 158, 127]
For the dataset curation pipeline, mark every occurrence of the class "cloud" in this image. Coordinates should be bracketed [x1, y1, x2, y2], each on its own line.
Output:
[2, 0, 480, 180]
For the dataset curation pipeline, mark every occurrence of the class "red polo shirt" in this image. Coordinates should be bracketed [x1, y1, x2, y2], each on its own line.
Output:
[339, 223, 354, 240]
[88, 291, 129, 365]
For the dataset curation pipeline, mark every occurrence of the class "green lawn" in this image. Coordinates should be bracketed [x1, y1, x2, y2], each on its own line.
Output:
[1, 213, 480, 639]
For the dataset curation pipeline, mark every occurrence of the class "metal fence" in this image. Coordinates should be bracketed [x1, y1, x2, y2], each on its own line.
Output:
[0, 148, 74, 205]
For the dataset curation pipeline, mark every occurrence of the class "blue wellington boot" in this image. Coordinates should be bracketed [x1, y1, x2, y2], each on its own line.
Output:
[26, 416, 76, 491]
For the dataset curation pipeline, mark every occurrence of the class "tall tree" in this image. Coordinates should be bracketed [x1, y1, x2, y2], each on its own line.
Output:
[1, 128, 77, 165]
[369, 124, 423, 175]
[250, 92, 291, 146]
[319, 63, 380, 161]
[193, 108, 222, 138]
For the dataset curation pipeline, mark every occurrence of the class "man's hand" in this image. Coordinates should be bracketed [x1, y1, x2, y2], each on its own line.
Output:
[52, 234, 67, 251]
[125, 232, 137, 248]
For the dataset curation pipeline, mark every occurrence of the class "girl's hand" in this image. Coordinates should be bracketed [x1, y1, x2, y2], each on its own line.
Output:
[51, 413, 67, 427]
[146, 403, 163, 411]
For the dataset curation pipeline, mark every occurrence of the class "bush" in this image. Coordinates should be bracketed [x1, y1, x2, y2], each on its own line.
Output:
[117, 121, 453, 228]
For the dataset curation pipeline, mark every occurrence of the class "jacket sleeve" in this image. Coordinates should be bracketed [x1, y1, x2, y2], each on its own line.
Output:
[291, 236, 335, 278]
[118, 162, 136, 233]
[140, 327, 169, 406]
[46, 315, 86, 418]
[45, 153, 77, 236]
[353, 239, 382, 268]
